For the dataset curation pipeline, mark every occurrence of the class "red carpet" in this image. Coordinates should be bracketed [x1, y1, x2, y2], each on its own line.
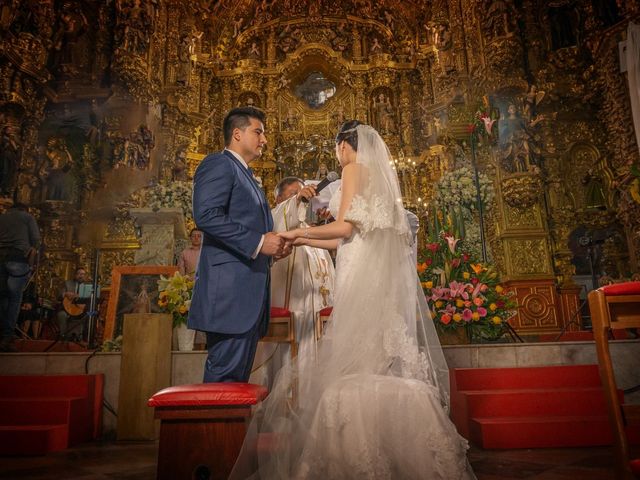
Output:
[0, 375, 103, 455]
[450, 365, 637, 449]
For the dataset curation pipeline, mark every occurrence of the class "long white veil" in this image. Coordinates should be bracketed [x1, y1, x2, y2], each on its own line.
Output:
[230, 124, 454, 479]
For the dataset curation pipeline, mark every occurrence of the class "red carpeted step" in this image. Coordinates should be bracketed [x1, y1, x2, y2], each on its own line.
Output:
[450, 365, 621, 448]
[470, 416, 613, 449]
[0, 424, 68, 456]
[451, 365, 601, 391]
[0, 397, 85, 425]
[0, 375, 104, 455]
[460, 387, 610, 419]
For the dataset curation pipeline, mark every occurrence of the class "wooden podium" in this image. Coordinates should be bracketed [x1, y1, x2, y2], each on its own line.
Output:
[117, 313, 172, 440]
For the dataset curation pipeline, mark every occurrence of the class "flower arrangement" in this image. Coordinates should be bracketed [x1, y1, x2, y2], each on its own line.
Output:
[467, 105, 498, 145]
[145, 181, 194, 223]
[157, 271, 194, 328]
[433, 166, 494, 212]
[417, 228, 517, 340]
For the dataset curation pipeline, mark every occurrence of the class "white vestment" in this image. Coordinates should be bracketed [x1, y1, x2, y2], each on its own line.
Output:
[250, 194, 335, 387]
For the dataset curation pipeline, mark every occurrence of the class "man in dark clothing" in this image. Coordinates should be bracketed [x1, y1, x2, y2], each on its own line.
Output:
[0, 202, 40, 351]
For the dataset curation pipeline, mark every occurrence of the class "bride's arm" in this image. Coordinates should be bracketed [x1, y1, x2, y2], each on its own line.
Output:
[280, 163, 360, 242]
[293, 238, 340, 250]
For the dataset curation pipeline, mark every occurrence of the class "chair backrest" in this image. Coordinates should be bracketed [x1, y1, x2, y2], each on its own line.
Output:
[588, 281, 640, 480]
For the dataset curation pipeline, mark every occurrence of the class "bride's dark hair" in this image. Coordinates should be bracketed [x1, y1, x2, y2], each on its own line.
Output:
[335, 120, 361, 151]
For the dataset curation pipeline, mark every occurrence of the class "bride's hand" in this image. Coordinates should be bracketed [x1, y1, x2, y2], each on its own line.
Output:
[278, 229, 300, 241]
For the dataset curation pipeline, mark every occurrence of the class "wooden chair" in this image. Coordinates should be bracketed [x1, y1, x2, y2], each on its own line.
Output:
[588, 281, 640, 479]
[315, 306, 333, 341]
[261, 251, 297, 359]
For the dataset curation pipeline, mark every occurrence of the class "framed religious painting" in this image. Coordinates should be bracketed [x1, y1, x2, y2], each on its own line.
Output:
[103, 265, 178, 340]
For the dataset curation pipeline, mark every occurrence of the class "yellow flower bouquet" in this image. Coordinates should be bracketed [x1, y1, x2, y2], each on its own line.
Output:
[157, 272, 194, 328]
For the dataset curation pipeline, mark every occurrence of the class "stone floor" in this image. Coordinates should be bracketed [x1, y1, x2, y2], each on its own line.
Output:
[0, 440, 620, 479]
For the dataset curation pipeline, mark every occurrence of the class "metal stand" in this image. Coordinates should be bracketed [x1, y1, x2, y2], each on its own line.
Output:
[470, 137, 488, 262]
[554, 242, 599, 341]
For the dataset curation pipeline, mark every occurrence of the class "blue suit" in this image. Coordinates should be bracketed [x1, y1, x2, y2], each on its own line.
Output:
[188, 150, 273, 382]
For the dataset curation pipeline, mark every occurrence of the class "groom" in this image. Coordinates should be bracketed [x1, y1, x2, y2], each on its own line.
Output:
[189, 107, 285, 383]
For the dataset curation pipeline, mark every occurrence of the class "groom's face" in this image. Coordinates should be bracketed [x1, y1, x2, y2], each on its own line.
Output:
[236, 117, 267, 163]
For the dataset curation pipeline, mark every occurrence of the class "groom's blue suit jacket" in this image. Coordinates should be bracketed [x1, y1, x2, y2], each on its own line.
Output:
[188, 150, 273, 336]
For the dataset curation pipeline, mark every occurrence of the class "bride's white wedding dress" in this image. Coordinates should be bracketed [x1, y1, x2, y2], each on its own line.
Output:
[231, 125, 475, 480]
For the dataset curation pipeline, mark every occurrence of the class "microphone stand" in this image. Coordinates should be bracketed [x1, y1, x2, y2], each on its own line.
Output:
[86, 247, 101, 349]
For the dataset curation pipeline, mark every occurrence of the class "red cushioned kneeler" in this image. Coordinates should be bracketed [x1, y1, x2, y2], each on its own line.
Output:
[315, 306, 333, 340]
[148, 383, 267, 480]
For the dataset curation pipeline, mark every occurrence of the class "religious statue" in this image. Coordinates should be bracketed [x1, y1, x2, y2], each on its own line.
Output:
[172, 147, 189, 181]
[315, 162, 329, 180]
[283, 107, 299, 130]
[435, 23, 454, 72]
[43, 137, 76, 202]
[484, 0, 516, 39]
[177, 33, 192, 84]
[498, 103, 544, 173]
[51, 0, 88, 69]
[373, 92, 396, 134]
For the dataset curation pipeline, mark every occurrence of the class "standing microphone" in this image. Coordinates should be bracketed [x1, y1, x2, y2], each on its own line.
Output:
[301, 171, 340, 203]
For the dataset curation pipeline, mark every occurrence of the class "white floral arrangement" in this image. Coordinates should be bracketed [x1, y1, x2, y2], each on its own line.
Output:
[434, 167, 494, 211]
[145, 181, 194, 223]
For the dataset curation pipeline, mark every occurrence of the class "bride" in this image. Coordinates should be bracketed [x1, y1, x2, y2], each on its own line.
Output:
[231, 121, 476, 479]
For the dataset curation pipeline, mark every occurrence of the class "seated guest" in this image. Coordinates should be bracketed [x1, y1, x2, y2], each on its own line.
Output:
[18, 280, 42, 339]
[178, 228, 202, 276]
[56, 267, 91, 341]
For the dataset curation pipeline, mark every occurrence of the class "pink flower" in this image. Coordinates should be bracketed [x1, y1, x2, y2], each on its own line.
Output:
[480, 284, 488, 292]
[477, 307, 488, 317]
[464, 300, 472, 308]
[473, 297, 484, 306]
[444, 234, 460, 254]
[451, 258, 461, 268]
[449, 281, 469, 300]
[462, 309, 473, 322]
[482, 116, 496, 135]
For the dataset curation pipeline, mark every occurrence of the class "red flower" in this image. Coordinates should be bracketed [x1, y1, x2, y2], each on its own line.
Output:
[466, 124, 476, 133]
[451, 258, 461, 268]
[462, 253, 470, 262]
[471, 277, 479, 285]
[496, 300, 505, 308]
[425, 243, 439, 253]
[425, 258, 432, 267]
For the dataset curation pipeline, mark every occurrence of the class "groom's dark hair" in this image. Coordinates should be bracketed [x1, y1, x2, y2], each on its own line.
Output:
[335, 120, 361, 151]
[223, 107, 267, 146]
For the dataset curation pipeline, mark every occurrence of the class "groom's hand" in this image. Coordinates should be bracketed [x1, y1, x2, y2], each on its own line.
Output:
[260, 232, 285, 256]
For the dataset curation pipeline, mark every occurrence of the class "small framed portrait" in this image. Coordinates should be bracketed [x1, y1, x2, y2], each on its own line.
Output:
[104, 265, 178, 340]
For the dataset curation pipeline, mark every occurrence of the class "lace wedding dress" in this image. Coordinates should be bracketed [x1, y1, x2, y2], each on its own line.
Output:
[231, 125, 475, 480]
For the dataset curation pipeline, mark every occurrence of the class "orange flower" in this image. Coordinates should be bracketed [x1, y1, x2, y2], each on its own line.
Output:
[441, 314, 452, 325]
[417, 262, 428, 274]
[425, 281, 433, 289]
[471, 263, 484, 274]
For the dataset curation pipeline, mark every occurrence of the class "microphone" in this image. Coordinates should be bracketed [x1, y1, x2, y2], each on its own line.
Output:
[301, 171, 340, 203]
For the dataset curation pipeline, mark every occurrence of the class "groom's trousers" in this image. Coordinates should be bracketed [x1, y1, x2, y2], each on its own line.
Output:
[203, 317, 262, 383]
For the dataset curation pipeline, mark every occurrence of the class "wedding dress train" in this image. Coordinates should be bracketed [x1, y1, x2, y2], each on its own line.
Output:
[231, 125, 475, 480]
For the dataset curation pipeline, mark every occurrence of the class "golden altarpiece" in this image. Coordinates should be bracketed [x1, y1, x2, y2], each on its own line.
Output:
[1, 0, 639, 339]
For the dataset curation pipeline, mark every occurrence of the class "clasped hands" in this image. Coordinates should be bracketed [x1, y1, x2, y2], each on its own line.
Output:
[260, 229, 306, 260]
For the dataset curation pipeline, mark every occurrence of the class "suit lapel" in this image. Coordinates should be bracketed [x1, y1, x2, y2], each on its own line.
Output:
[223, 150, 272, 230]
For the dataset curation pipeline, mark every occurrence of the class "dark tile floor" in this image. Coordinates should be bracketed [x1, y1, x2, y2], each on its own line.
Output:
[0, 441, 618, 479]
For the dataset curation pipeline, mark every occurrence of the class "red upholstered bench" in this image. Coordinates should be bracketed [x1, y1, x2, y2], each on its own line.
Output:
[148, 383, 268, 480]
[315, 306, 333, 341]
